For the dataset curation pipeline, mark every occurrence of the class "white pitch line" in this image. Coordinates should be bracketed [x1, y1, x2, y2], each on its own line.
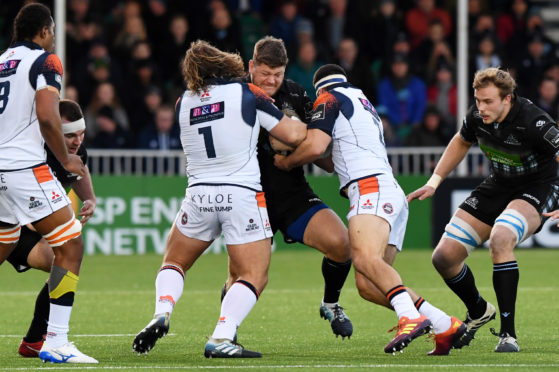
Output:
[1, 364, 559, 370]
[0, 287, 556, 296]
[0, 333, 176, 338]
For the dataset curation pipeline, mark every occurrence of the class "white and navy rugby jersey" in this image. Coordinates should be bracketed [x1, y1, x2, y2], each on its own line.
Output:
[0, 41, 63, 170]
[176, 79, 284, 190]
[309, 82, 393, 191]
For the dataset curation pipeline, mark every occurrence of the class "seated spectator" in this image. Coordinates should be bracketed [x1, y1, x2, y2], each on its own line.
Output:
[91, 106, 132, 149]
[427, 60, 457, 127]
[377, 52, 427, 142]
[336, 37, 376, 102]
[471, 31, 502, 73]
[376, 105, 400, 147]
[405, 0, 452, 48]
[205, 5, 243, 55]
[496, 0, 529, 46]
[366, 0, 405, 63]
[287, 41, 323, 100]
[536, 77, 559, 121]
[85, 82, 129, 142]
[516, 31, 554, 98]
[137, 105, 181, 150]
[113, 15, 148, 60]
[404, 105, 451, 147]
[413, 19, 455, 81]
[270, 0, 303, 61]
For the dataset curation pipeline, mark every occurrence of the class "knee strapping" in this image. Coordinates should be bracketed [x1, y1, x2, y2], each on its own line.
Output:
[0, 225, 21, 244]
[444, 216, 482, 255]
[43, 217, 82, 247]
[494, 209, 528, 244]
[49, 265, 79, 299]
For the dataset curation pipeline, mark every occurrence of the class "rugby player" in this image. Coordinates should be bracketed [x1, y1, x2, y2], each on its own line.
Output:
[408, 67, 559, 352]
[7, 99, 95, 358]
[275, 64, 465, 355]
[0, 4, 96, 363]
[222, 36, 353, 339]
[132, 40, 305, 358]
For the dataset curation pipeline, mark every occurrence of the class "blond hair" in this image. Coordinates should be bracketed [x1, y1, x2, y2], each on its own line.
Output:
[182, 40, 245, 94]
[472, 67, 516, 99]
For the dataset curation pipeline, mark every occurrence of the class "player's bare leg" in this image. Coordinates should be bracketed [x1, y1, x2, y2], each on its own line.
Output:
[304, 208, 353, 339]
[205, 239, 270, 358]
[134, 224, 211, 354]
[349, 215, 431, 354]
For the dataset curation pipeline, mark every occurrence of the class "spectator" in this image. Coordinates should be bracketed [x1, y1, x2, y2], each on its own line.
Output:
[405, 105, 451, 147]
[270, 0, 302, 61]
[366, 0, 405, 63]
[516, 31, 554, 98]
[205, 5, 244, 55]
[376, 105, 400, 147]
[113, 15, 148, 60]
[377, 52, 427, 142]
[85, 82, 129, 142]
[287, 41, 323, 100]
[66, 0, 100, 71]
[158, 14, 193, 90]
[137, 105, 181, 150]
[471, 32, 502, 74]
[405, 0, 452, 48]
[64, 85, 80, 103]
[470, 12, 497, 53]
[413, 19, 455, 81]
[536, 77, 559, 121]
[336, 38, 376, 102]
[496, 0, 529, 46]
[427, 59, 457, 126]
[91, 106, 131, 149]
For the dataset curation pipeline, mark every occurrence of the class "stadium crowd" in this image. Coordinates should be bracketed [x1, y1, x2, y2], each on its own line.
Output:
[1, 0, 558, 148]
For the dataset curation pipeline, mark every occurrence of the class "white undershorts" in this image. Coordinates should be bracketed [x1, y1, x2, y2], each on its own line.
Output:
[346, 174, 408, 251]
[175, 184, 273, 245]
[0, 164, 71, 225]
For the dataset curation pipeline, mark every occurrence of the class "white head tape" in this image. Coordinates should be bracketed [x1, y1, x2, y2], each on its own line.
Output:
[314, 74, 347, 94]
[62, 118, 86, 134]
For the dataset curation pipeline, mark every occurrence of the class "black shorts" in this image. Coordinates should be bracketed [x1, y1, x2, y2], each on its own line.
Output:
[267, 185, 325, 242]
[460, 175, 559, 233]
[6, 226, 42, 273]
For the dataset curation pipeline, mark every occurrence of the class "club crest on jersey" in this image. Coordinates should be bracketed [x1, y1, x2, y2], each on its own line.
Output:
[359, 98, 374, 114]
[0, 59, 21, 77]
[28, 196, 43, 210]
[245, 218, 260, 232]
[181, 212, 188, 225]
[190, 101, 225, 125]
[383, 203, 394, 214]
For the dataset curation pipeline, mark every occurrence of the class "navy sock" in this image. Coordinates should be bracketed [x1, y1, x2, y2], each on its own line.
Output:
[322, 257, 351, 303]
[444, 264, 487, 319]
[23, 283, 49, 343]
[493, 261, 519, 338]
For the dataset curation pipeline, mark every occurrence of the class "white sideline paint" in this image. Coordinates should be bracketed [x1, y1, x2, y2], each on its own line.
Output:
[2, 364, 559, 370]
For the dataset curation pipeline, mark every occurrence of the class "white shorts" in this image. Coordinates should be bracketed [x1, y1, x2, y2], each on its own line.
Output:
[175, 184, 273, 245]
[0, 164, 71, 225]
[346, 174, 408, 251]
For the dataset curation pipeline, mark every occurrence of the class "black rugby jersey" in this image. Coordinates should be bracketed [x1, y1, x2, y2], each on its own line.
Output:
[244, 75, 314, 210]
[45, 145, 88, 191]
[461, 96, 559, 183]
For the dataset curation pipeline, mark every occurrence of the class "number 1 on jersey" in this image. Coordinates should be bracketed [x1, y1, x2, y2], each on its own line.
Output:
[198, 126, 216, 158]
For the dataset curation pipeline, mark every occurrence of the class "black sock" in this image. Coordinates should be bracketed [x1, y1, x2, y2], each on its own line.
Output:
[493, 261, 518, 338]
[23, 283, 49, 343]
[322, 257, 351, 303]
[444, 264, 487, 319]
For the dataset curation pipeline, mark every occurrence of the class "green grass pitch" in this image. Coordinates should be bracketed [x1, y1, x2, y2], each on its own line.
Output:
[1, 248, 558, 371]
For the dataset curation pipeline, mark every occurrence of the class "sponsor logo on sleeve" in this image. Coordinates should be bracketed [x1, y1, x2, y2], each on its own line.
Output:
[0, 59, 21, 77]
[544, 126, 559, 148]
[311, 103, 325, 122]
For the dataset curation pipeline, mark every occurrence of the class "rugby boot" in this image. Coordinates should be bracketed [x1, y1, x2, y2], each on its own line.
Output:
[204, 338, 262, 358]
[492, 329, 519, 352]
[453, 302, 496, 349]
[319, 302, 353, 339]
[427, 316, 466, 355]
[18, 338, 44, 357]
[133, 312, 170, 354]
[39, 342, 98, 364]
[384, 315, 432, 354]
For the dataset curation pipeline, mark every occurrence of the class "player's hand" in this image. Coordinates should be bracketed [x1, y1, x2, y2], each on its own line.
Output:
[543, 210, 559, 227]
[273, 153, 291, 171]
[62, 154, 86, 178]
[406, 185, 435, 202]
[79, 199, 96, 225]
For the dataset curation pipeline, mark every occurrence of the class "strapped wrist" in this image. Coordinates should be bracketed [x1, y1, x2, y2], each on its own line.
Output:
[426, 174, 443, 190]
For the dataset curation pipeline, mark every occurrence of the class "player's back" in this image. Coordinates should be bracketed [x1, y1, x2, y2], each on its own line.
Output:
[315, 84, 393, 188]
[0, 42, 57, 169]
[177, 80, 282, 189]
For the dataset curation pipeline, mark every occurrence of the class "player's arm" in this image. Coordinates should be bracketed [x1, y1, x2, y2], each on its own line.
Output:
[71, 166, 96, 224]
[407, 133, 473, 202]
[313, 153, 335, 173]
[274, 128, 331, 171]
[268, 115, 306, 148]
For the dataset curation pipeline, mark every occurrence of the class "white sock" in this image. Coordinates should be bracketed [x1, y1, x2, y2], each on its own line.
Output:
[154, 265, 184, 316]
[390, 292, 420, 320]
[211, 282, 258, 340]
[416, 299, 451, 334]
[45, 304, 72, 348]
